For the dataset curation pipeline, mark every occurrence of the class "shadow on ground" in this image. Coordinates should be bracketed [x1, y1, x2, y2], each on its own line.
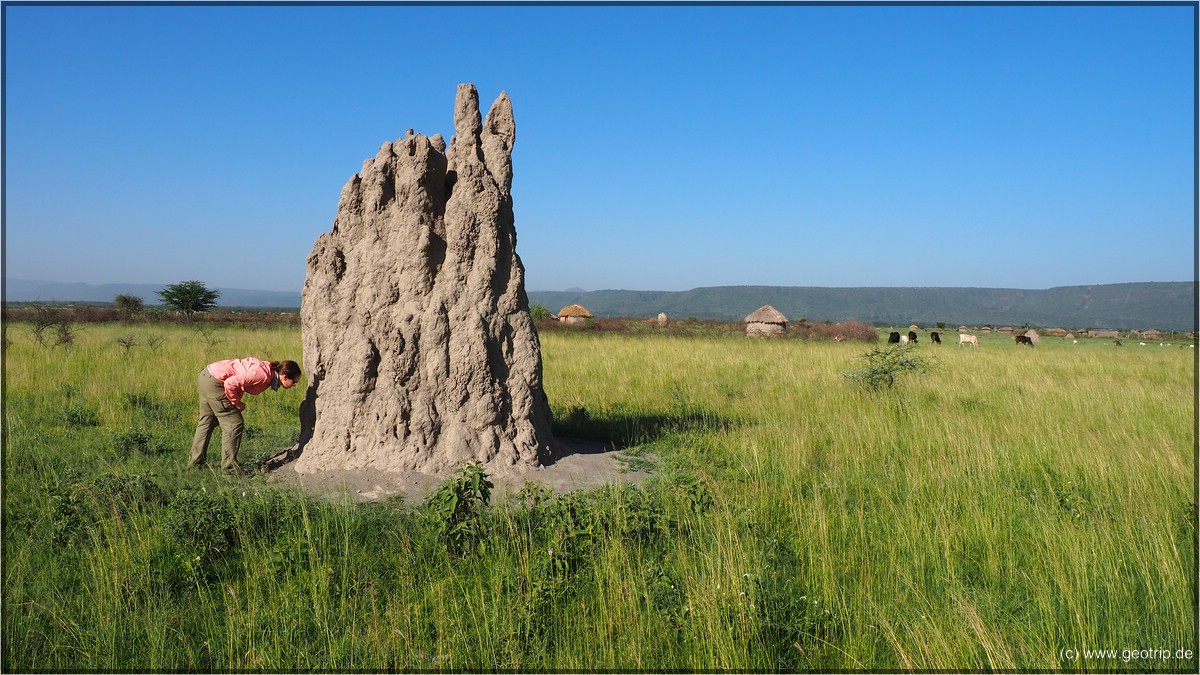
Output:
[549, 402, 738, 449]
[258, 401, 732, 505]
[264, 436, 653, 505]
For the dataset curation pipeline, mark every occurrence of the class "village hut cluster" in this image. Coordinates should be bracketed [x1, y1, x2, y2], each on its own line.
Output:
[544, 303, 1192, 344]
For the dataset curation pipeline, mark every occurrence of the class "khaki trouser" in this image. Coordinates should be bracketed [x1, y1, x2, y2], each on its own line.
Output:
[188, 368, 244, 472]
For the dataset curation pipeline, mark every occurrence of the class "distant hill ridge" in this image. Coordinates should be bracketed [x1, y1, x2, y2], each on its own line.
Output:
[528, 282, 1196, 332]
[4, 279, 1194, 331]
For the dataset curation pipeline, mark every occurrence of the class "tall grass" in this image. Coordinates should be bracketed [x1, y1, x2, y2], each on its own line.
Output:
[2, 323, 1195, 671]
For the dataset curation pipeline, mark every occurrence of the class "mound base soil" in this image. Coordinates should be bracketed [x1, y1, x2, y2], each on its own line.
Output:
[267, 438, 652, 505]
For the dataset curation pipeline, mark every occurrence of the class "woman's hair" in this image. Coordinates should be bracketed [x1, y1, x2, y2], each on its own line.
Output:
[268, 360, 302, 379]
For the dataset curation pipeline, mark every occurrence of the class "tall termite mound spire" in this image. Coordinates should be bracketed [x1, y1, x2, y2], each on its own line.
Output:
[294, 84, 557, 475]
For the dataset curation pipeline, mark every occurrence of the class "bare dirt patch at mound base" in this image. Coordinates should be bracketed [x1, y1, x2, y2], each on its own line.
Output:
[267, 438, 653, 506]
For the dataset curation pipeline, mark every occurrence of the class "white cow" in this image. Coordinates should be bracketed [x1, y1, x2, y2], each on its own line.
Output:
[900, 334, 910, 344]
[959, 334, 979, 347]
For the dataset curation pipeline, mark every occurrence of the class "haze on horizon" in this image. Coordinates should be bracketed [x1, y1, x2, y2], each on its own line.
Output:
[3, 2, 1195, 294]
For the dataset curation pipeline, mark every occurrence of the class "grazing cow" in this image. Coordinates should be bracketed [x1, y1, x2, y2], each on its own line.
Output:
[1015, 335, 1034, 346]
[900, 334, 909, 344]
[907, 331, 918, 344]
[930, 331, 941, 344]
[888, 331, 901, 344]
[959, 334, 979, 347]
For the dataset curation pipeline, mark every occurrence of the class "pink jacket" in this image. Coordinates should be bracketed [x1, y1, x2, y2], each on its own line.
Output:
[207, 358, 274, 411]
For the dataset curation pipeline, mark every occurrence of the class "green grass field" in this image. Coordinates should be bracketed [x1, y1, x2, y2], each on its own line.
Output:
[2, 322, 1195, 671]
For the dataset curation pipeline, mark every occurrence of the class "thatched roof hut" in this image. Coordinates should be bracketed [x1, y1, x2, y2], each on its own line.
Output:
[557, 304, 593, 324]
[745, 305, 788, 337]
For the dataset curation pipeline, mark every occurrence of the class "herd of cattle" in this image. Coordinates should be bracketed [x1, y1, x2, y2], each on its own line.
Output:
[888, 330, 931, 344]
[886, 330, 1022, 347]
[885, 331, 1193, 348]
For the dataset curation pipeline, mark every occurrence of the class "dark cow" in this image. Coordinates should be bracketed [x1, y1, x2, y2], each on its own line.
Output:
[907, 331, 918, 344]
[1015, 335, 1034, 346]
[930, 331, 942, 344]
[888, 331, 901, 344]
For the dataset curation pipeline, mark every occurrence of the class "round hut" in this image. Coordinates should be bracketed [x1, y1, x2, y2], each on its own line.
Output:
[744, 305, 788, 337]
[558, 304, 593, 325]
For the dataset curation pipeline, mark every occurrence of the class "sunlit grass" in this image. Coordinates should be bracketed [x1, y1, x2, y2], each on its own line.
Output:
[2, 322, 1195, 671]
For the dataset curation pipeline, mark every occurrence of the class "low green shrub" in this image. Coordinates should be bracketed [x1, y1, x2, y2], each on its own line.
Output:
[112, 429, 169, 455]
[51, 472, 165, 544]
[161, 489, 237, 564]
[423, 461, 494, 554]
[843, 343, 936, 391]
[62, 403, 100, 427]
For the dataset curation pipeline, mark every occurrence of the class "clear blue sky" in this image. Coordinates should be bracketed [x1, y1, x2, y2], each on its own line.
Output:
[3, 1, 1195, 293]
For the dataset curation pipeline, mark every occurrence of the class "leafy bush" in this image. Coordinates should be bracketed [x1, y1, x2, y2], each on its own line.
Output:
[62, 403, 100, 427]
[112, 429, 169, 455]
[843, 343, 935, 391]
[51, 472, 165, 544]
[162, 489, 237, 564]
[113, 429, 153, 454]
[423, 461, 494, 554]
[516, 480, 554, 509]
[529, 491, 601, 591]
[529, 304, 552, 321]
[671, 472, 714, 514]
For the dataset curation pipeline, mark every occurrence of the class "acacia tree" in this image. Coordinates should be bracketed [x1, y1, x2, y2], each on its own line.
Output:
[113, 293, 144, 321]
[157, 280, 220, 319]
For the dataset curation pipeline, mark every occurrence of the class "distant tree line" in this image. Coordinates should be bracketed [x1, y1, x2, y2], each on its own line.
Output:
[2, 302, 300, 328]
[3, 280, 298, 328]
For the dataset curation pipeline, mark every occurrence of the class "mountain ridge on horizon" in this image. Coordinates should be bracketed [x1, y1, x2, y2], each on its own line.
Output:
[3, 278, 1195, 331]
